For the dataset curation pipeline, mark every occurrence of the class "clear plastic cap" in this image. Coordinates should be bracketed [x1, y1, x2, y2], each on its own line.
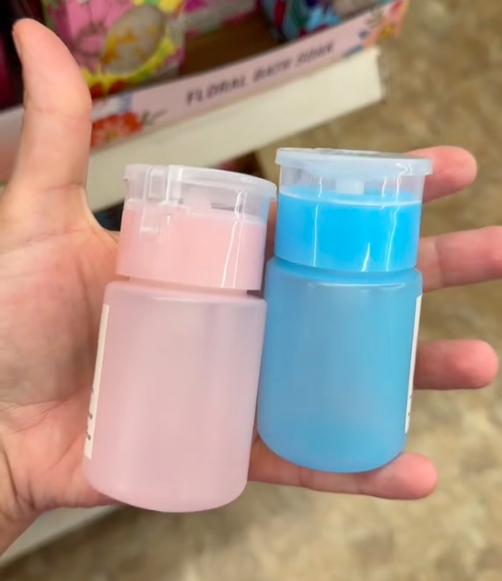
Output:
[276, 148, 433, 202]
[117, 165, 277, 290]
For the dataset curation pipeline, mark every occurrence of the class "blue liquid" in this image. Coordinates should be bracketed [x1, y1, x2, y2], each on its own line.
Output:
[257, 191, 422, 473]
[275, 188, 422, 272]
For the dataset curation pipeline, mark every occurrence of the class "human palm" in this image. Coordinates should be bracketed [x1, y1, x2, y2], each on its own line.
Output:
[0, 20, 500, 544]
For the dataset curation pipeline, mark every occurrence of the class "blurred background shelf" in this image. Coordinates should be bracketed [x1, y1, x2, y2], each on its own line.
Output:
[1, 507, 116, 566]
[0, 7, 385, 209]
[86, 46, 383, 211]
[0, 49, 384, 211]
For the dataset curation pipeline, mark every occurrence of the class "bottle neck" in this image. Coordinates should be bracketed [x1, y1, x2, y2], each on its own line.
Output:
[128, 278, 249, 297]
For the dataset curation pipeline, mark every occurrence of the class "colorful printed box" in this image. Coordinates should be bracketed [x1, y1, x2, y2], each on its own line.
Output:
[87, 0, 409, 148]
[0, 0, 409, 181]
[261, 0, 406, 40]
[185, 0, 256, 36]
[41, 0, 185, 97]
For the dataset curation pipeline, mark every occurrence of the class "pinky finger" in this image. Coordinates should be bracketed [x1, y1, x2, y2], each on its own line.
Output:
[250, 439, 438, 500]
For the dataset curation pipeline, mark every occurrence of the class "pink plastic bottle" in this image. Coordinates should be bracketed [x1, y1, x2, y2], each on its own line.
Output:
[83, 164, 277, 512]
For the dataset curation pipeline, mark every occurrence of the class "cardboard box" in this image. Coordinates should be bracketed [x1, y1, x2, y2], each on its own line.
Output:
[90, 1, 407, 146]
[0, 0, 408, 182]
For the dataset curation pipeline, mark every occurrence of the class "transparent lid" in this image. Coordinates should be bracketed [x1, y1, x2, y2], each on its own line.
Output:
[117, 165, 277, 290]
[123, 164, 277, 210]
[276, 148, 433, 179]
[273, 148, 431, 272]
[275, 148, 432, 203]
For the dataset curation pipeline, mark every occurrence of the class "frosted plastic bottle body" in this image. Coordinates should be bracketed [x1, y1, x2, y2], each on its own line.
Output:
[84, 280, 266, 512]
[257, 258, 422, 473]
[256, 148, 432, 474]
[82, 165, 276, 512]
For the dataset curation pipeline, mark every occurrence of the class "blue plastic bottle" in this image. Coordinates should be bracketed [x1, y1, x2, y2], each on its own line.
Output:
[257, 148, 433, 473]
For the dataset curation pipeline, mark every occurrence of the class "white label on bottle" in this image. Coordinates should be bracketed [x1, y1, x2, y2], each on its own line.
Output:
[85, 305, 110, 460]
[405, 295, 422, 434]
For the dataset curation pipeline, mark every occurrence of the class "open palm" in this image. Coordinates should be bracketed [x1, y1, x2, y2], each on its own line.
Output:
[0, 20, 500, 545]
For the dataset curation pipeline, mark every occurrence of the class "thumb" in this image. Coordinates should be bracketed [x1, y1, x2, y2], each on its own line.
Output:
[5, 19, 93, 221]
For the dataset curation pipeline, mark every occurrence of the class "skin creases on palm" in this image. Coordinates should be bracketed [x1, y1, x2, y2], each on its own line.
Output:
[0, 223, 118, 513]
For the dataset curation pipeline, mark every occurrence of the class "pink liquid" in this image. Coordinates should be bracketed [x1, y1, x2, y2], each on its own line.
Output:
[84, 206, 269, 512]
[117, 204, 267, 290]
[83, 282, 266, 511]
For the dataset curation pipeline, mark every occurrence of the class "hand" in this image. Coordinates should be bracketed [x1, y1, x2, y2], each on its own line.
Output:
[0, 19, 500, 547]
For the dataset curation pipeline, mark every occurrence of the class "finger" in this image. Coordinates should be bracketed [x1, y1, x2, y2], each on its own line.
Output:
[4, 19, 92, 217]
[414, 339, 498, 390]
[250, 442, 437, 500]
[410, 146, 477, 203]
[419, 226, 502, 292]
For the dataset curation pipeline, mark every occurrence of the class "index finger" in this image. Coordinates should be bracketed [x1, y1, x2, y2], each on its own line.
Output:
[410, 146, 477, 203]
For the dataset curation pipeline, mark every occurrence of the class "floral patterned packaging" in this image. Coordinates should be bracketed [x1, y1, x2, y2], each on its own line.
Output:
[261, 0, 404, 40]
[0, 0, 411, 180]
[41, 0, 185, 97]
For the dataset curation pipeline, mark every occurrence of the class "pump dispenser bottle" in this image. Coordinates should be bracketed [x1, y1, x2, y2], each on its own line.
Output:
[257, 148, 433, 473]
[83, 165, 276, 512]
